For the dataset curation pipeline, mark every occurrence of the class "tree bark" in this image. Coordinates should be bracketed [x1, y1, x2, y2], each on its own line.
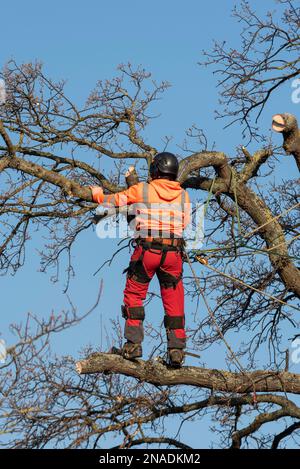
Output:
[76, 352, 300, 395]
[232, 181, 300, 298]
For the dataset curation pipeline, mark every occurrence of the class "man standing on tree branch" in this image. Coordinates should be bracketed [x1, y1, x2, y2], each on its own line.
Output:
[90, 153, 191, 367]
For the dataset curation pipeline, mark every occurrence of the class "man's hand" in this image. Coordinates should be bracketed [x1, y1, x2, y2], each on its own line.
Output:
[89, 185, 98, 197]
[89, 186, 104, 204]
[125, 166, 135, 178]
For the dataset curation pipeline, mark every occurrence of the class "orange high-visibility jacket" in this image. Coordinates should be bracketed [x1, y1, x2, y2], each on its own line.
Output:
[91, 179, 191, 238]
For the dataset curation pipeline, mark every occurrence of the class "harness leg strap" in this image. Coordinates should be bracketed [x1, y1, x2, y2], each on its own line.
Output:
[123, 248, 151, 284]
[157, 268, 182, 289]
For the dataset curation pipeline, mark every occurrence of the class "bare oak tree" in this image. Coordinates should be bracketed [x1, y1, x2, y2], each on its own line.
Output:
[0, 0, 299, 449]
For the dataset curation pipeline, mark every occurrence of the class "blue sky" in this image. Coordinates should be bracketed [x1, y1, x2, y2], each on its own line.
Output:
[0, 0, 299, 448]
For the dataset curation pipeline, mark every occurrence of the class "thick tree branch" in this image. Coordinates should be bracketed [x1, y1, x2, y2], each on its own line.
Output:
[178, 151, 231, 183]
[240, 147, 274, 181]
[180, 149, 300, 298]
[231, 394, 300, 448]
[1, 145, 118, 192]
[6, 155, 93, 200]
[76, 353, 300, 395]
[0, 119, 15, 156]
[231, 408, 290, 449]
[271, 421, 300, 449]
[111, 437, 192, 450]
[233, 182, 300, 298]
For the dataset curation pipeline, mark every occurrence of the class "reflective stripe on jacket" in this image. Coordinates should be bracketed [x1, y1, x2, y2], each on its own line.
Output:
[91, 179, 191, 238]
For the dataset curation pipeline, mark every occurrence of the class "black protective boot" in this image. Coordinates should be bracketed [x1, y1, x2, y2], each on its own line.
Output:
[168, 348, 185, 367]
[121, 341, 142, 359]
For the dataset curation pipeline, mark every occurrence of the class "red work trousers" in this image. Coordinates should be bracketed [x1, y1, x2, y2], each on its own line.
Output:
[123, 245, 186, 349]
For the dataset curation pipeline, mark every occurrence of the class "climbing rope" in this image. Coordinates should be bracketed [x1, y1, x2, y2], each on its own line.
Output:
[243, 202, 300, 239]
[183, 170, 299, 401]
[193, 256, 300, 313]
[184, 249, 258, 403]
[230, 168, 242, 237]
[184, 196, 300, 401]
[203, 176, 216, 217]
[265, 232, 300, 252]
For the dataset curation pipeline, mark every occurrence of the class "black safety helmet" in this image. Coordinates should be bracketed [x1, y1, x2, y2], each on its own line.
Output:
[150, 152, 179, 180]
